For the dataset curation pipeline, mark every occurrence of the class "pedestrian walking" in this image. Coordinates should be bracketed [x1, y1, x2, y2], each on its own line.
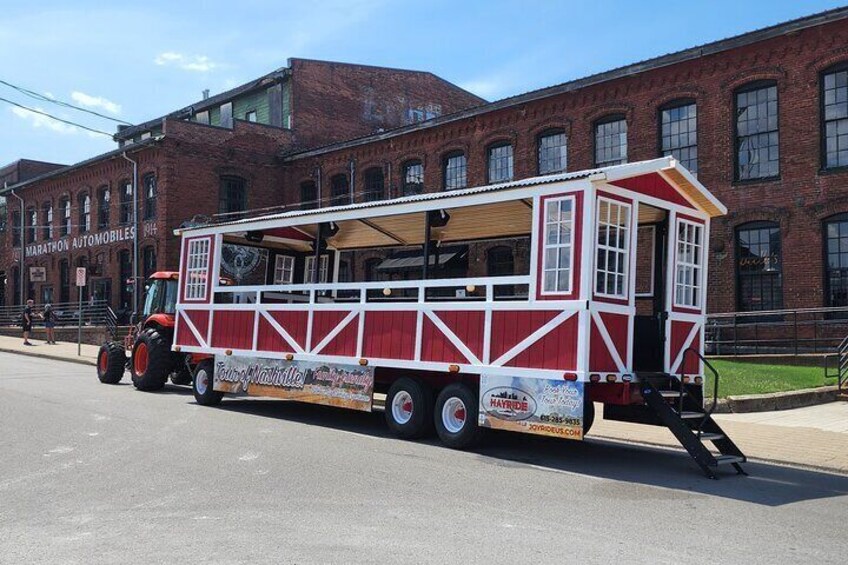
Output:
[43, 303, 57, 344]
[21, 299, 34, 346]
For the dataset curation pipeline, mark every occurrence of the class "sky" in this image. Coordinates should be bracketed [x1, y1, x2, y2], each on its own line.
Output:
[0, 0, 844, 167]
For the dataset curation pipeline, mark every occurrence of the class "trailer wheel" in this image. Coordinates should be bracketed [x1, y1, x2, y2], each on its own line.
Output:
[434, 383, 482, 449]
[583, 400, 595, 436]
[385, 377, 434, 439]
[96, 342, 126, 384]
[130, 329, 172, 391]
[193, 359, 223, 406]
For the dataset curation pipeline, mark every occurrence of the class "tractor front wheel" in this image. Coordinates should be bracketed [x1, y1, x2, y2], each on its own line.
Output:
[97, 342, 126, 384]
[130, 329, 173, 391]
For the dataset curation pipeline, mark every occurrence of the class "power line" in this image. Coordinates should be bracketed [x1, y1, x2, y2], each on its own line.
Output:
[0, 78, 132, 125]
[0, 96, 114, 137]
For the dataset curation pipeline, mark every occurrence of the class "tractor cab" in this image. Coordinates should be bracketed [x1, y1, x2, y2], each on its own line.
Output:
[143, 272, 179, 320]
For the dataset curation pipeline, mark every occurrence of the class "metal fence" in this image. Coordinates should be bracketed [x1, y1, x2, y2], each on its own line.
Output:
[705, 306, 848, 356]
[0, 300, 110, 328]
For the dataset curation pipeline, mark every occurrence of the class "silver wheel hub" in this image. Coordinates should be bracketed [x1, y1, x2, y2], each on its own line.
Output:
[391, 391, 414, 425]
[196, 369, 209, 395]
[442, 397, 467, 434]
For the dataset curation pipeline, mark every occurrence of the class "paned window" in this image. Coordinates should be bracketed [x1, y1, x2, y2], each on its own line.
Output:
[676, 220, 705, 309]
[143, 246, 157, 279]
[59, 260, 70, 302]
[402, 161, 424, 195]
[541, 196, 574, 294]
[488, 143, 513, 183]
[330, 174, 350, 206]
[443, 152, 467, 190]
[300, 181, 317, 210]
[185, 238, 211, 301]
[143, 174, 157, 220]
[304, 255, 329, 283]
[98, 186, 110, 230]
[538, 131, 567, 174]
[736, 222, 782, 311]
[595, 198, 631, 298]
[42, 203, 53, 240]
[60, 198, 71, 236]
[822, 66, 848, 169]
[595, 117, 627, 166]
[735, 83, 779, 180]
[79, 193, 91, 233]
[219, 176, 247, 216]
[363, 167, 385, 201]
[273, 255, 295, 284]
[119, 250, 132, 307]
[11, 211, 21, 247]
[661, 101, 698, 174]
[825, 214, 848, 306]
[26, 207, 36, 243]
[120, 181, 133, 225]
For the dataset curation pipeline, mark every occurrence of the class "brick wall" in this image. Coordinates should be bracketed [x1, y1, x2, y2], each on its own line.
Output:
[282, 17, 848, 314]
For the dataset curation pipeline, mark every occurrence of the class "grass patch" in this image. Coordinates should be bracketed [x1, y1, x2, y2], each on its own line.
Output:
[704, 360, 836, 398]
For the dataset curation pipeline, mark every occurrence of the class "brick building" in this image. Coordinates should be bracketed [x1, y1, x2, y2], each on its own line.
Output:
[0, 59, 483, 311]
[279, 7, 848, 314]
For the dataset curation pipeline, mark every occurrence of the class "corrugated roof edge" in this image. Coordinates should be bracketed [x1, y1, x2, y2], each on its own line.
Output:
[177, 158, 683, 234]
[0, 137, 163, 195]
[282, 6, 848, 160]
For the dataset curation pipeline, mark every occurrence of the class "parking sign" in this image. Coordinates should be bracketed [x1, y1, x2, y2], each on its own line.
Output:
[75, 267, 87, 287]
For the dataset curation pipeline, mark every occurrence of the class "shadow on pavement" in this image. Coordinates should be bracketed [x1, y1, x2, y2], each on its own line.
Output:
[210, 397, 848, 507]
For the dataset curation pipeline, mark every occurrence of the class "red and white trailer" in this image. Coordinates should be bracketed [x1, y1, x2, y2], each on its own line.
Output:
[172, 156, 746, 478]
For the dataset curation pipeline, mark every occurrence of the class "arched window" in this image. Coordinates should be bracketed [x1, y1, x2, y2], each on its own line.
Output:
[118, 249, 132, 308]
[300, 180, 317, 210]
[443, 151, 467, 190]
[11, 266, 20, 305]
[487, 143, 513, 183]
[26, 206, 36, 243]
[60, 197, 71, 236]
[97, 186, 110, 230]
[538, 130, 567, 174]
[143, 174, 157, 220]
[59, 259, 70, 303]
[330, 174, 350, 206]
[363, 167, 385, 201]
[821, 63, 848, 170]
[11, 210, 21, 247]
[78, 192, 91, 233]
[660, 99, 698, 174]
[594, 115, 627, 166]
[735, 81, 779, 181]
[402, 160, 424, 195]
[142, 246, 157, 279]
[219, 176, 247, 216]
[119, 180, 133, 225]
[824, 213, 848, 306]
[42, 202, 53, 240]
[736, 221, 782, 311]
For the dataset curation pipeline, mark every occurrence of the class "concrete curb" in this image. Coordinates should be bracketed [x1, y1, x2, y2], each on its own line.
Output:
[709, 386, 839, 413]
[0, 347, 97, 367]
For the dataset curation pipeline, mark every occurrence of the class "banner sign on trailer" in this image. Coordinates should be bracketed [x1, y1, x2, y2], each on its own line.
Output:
[478, 375, 584, 440]
[213, 355, 374, 412]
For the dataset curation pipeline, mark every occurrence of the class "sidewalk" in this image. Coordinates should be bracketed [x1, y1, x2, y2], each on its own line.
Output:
[1, 333, 847, 474]
[0, 334, 99, 366]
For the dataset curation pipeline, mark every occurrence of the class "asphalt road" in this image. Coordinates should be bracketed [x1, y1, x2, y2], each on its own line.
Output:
[1, 352, 847, 564]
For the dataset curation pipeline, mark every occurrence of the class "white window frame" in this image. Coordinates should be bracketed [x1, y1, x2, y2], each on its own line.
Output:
[304, 255, 329, 284]
[541, 195, 576, 295]
[184, 237, 212, 301]
[674, 219, 704, 309]
[594, 197, 631, 300]
[273, 255, 295, 284]
[635, 224, 656, 298]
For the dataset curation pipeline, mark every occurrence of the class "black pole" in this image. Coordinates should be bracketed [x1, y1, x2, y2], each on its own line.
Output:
[313, 224, 323, 284]
[422, 212, 432, 281]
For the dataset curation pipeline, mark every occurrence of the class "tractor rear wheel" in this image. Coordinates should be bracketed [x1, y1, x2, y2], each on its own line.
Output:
[97, 342, 126, 384]
[130, 329, 173, 391]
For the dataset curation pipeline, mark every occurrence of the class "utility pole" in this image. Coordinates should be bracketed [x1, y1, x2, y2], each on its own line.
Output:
[8, 185, 25, 305]
[121, 152, 139, 317]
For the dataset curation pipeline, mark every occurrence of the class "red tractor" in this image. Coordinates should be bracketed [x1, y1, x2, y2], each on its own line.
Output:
[96, 272, 198, 390]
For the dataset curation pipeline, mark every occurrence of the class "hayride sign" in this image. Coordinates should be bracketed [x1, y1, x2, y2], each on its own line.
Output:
[213, 355, 374, 412]
[478, 375, 585, 439]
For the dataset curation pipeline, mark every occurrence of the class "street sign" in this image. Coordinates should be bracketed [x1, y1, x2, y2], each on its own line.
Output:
[30, 266, 46, 282]
[75, 267, 87, 287]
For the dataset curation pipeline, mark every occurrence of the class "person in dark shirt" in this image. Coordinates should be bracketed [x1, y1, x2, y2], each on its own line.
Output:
[43, 303, 56, 344]
[22, 299, 34, 346]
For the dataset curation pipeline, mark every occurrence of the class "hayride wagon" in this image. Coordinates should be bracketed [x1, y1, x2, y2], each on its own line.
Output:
[172, 156, 746, 478]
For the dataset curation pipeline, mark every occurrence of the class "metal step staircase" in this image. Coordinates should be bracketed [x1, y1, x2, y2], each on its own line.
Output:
[639, 349, 747, 479]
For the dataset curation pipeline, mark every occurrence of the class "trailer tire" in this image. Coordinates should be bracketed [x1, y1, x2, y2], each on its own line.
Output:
[193, 359, 223, 406]
[583, 400, 595, 436]
[130, 329, 172, 391]
[170, 355, 193, 386]
[434, 383, 482, 450]
[385, 377, 434, 439]
[97, 342, 126, 384]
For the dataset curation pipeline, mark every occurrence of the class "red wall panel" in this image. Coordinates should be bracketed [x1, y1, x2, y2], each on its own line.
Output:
[210, 311, 255, 350]
[363, 311, 416, 360]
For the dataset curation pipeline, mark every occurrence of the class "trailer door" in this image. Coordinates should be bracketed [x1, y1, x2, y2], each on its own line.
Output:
[633, 206, 668, 372]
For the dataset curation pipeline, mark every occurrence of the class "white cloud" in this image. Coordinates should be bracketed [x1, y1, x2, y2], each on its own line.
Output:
[154, 51, 217, 72]
[70, 91, 121, 114]
[10, 106, 78, 134]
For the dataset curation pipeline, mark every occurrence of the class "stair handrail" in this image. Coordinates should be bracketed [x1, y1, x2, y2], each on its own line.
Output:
[680, 347, 720, 438]
[837, 334, 848, 393]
